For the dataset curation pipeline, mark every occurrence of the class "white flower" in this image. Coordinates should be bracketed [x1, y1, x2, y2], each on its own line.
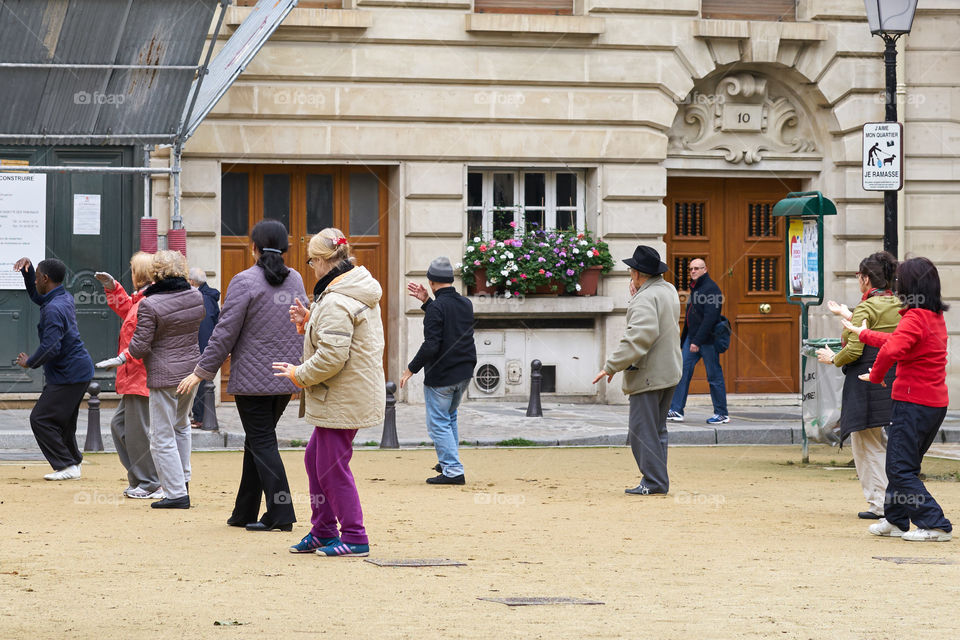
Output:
[455, 262, 463, 269]
[506, 261, 518, 272]
[506, 251, 514, 259]
[578, 240, 588, 246]
[572, 247, 580, 254]
[504, 291, 512, 298]
[575, 283, 582, 291]
[501, 269, 510, 276]
[473, 236, 481, 243]
[497, 242, 504, 248]
[466, 246, 474, 253]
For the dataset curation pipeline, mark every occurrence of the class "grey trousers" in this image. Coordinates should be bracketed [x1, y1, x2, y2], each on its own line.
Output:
[627, 386, 675, 494]
[149, 386, 196, 500]
[111, 394, 160, 492]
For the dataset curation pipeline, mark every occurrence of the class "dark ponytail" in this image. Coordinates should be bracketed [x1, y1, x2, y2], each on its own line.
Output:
[251, 220, 290, 286]
[858, 251, 897, 290]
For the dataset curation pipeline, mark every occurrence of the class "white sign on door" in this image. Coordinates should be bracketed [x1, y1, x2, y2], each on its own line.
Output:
[73, 194, 101, 235]
[0, 173, 46, 290]
[862, 122, 903, 191]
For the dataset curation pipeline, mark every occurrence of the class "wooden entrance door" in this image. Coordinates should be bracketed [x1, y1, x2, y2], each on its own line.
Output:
[219, 165, 389, 397]
[666, 177, 801, 394]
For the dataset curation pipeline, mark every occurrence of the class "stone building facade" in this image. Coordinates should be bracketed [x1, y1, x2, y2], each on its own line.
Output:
[147, 0, 960, 407]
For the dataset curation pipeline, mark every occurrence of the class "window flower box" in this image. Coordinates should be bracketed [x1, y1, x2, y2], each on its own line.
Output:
[461, 226, 613, 297]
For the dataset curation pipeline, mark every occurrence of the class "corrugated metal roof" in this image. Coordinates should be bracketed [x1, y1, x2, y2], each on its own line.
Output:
[0, 0, 220, 145]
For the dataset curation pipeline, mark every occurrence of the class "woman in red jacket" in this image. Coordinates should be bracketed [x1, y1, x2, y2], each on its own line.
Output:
[94, 252, 162, 499]
[842, 256, 951, 542]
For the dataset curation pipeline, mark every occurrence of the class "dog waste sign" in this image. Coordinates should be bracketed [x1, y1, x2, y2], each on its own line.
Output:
[862, 122, 903, 191]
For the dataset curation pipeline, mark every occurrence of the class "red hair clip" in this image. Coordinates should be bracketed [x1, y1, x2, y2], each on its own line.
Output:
[335, 237, 348, 246]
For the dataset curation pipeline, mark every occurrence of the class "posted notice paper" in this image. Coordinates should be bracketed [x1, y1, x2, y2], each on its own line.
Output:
[0, 173, 46, 290]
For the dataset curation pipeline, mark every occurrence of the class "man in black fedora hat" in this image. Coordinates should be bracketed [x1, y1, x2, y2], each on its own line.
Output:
[593, 245, 682, 495]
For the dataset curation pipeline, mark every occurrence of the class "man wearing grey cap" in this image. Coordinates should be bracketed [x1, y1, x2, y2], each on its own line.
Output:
[400, 256, 478, 485]
[593, 245, 682, 495]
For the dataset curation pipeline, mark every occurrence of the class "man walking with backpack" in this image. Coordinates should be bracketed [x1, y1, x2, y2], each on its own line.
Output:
[667, 258, 729, 425]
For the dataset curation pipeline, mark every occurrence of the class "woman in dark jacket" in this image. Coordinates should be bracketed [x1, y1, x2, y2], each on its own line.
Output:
[817, 251, 899, 519]
[178, 220, 307, 531]
[127, 250, 205, 509]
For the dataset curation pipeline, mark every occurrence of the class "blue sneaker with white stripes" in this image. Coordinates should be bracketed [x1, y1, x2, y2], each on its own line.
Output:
[316, 541, 370, 557]
[289, 533, 339, 554]
[706, 414, 730, 424]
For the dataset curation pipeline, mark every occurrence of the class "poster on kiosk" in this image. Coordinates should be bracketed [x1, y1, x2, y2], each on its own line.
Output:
[788, 219, 818, 298]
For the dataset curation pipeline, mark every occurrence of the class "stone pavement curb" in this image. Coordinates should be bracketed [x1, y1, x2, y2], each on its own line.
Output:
[1, 398, 957, 453]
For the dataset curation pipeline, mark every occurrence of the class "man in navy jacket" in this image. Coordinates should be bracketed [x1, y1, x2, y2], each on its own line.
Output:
[400, 256, 477, 485]
[14, 257, 94, 480]
[187, 268, 220, 429]
[667, 258, 729, 424]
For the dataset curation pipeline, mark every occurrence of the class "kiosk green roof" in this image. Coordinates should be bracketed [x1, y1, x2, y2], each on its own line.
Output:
[771, 191, 837, 218]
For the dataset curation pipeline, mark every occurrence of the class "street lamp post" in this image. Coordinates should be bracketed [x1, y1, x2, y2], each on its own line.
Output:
[863, 0, 917, 259]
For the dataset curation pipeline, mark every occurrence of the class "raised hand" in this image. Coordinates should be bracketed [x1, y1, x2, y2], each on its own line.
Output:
[407, 282, 429, 303]
[94, 272, 117, 290]
[289, 298, 309, 327]
[841, 318, 868, 336]
[826, 300, 852, 320]
[13, 258, 31, 272]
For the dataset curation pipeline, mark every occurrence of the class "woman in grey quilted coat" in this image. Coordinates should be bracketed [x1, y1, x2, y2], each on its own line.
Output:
[128, 250, 205, 509]
[178, 220, 307, 531]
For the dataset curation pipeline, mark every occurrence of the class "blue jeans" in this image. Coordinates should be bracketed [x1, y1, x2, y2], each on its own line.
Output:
[424, 379, 469, 477]
[670, 338, 727, 416]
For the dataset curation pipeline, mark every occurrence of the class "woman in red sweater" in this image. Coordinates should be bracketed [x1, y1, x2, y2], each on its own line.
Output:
[842, 257, 951, 542]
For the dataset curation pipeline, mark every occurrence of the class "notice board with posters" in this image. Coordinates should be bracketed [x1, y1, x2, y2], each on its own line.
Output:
[0, 172, 46, 289]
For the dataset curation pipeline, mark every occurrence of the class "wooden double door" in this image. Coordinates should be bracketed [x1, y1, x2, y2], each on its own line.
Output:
[220, 164, 389, 396]
[666, 177, 801, 394]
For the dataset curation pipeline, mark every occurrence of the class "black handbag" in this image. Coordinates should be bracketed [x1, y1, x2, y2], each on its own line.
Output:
[712, 316, 731, 354]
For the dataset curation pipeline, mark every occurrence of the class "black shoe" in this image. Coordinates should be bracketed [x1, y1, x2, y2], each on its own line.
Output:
[426, 473, 465, 485]
[227, 518, 249, 527]
[433, 463, 442, 473]
[625, 485, 666, 496]
[151, 495, 190, 509]
[245, 522, 293, 532]
[858, 511, 883, 520]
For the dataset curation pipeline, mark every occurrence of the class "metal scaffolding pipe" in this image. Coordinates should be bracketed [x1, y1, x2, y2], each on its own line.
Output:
[0, 134, 174, 142]
[0, 63, 200, 70]
[4, 165, 178, 175]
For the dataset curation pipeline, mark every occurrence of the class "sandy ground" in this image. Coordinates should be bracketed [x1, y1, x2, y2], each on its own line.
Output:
[1, 445, 959, 640]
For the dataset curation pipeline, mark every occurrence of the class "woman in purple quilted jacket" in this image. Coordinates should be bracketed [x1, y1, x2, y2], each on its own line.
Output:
[178, 220, 307, 531]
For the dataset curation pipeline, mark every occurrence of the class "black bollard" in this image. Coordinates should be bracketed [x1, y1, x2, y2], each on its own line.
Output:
[83, 382, 104, 452]
[380, 381, 399, 449]
[201, 381, 219, 431]
[526, 359, 543, 417]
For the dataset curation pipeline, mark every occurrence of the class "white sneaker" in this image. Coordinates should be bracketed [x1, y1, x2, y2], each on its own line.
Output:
[902, 528, 952, 542]
[124, 487, 154, 499]
[666, 410, 684, 422]
[868, 518, 908, 537]
[145, 488, 165, 499]
[43, 465, 81, 481]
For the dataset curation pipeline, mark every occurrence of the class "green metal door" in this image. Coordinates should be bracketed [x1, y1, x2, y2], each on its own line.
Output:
[0, 146, 138, 394]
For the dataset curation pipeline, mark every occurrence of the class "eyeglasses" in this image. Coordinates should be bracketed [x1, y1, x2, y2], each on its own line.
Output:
[307, 258, 315, 267]
[688, 266, 705, 272]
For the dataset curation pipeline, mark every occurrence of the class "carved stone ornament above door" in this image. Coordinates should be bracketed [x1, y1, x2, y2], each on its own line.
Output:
[667, 72, 819, 165]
